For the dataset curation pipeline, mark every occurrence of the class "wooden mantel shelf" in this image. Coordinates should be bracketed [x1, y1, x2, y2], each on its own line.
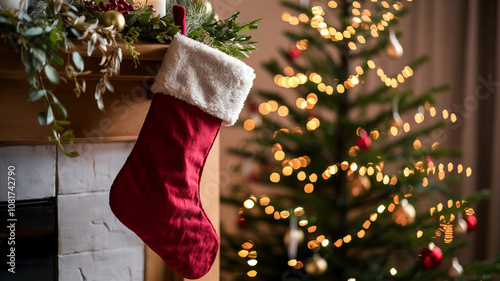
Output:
[0, 39, 170, 145]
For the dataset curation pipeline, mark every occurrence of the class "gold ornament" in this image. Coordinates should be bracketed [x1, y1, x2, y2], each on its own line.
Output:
[304, 254, 328, 276]
[101, 10, 126, 32]
[453, 217, 468, 236]
[386, 28, 403, 58]
[392, 198, 416, 226]
[388, 115, 404, 135]
[194, 0, 213, 15]
[283, 228, 305, 246]
[447, 257, 464, 279]
[348, 174, 371, 196]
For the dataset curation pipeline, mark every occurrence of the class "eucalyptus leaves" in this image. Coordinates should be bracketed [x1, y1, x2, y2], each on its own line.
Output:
[0, 0, 260, 157]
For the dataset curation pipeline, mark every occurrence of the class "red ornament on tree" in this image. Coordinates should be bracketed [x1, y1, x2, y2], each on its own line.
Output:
[287, 46, 302, 60]
[356, 130, 372, 151]
[238, 207, 248, 228]
[249, 101, 258, 113]
[263, 164, 272, 173]
[465, 215, 477, 232]
[418, 242, 443, 269]
[238, 214, 248, 228]
[426, 155, 435, 171]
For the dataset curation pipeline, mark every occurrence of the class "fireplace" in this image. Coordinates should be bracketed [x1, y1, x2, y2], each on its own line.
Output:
[0, 199, 56, 281]
[0, 143, 145, 281]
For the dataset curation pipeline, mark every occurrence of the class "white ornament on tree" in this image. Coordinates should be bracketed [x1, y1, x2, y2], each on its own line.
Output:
[392, 198, 416, 226]
[386, 28, 403, 58]
[304, 254, 328, 276]
[283, 228, 305, 247]
[448, 257, 464, 279]
[453, 214, 469, 236]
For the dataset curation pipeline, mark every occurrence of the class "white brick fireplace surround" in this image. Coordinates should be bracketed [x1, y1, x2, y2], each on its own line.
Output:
[0, 142, 145, 281]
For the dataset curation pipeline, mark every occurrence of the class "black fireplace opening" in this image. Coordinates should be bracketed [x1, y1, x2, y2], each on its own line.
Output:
[0, 198, 57, 281]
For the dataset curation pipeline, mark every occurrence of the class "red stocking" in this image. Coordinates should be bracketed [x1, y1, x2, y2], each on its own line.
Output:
[109, 33, 254, 279]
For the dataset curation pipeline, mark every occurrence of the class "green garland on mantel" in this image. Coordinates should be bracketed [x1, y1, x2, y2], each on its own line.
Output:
[0, 0, 261, 157]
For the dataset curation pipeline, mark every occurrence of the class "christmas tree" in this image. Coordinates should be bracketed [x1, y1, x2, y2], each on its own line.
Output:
[221, 0, 500, 280]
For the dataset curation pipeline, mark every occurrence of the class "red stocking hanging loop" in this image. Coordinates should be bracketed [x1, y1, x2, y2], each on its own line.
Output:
[173, 5, 186, 36]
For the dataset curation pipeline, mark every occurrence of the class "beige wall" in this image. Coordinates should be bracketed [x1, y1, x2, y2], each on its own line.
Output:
[211, 0, 289, 236]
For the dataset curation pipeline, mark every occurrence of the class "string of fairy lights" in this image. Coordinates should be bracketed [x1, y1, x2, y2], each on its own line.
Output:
[273, 54, 415, 98]
[237, 0, 474, 279]
[240, 100, 475, 276]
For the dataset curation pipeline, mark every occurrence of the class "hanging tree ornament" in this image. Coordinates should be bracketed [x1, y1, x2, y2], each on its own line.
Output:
[386, 28, 403, 58]
[392, 198, 416, 226]
[249, 102, 263, 127]
[348, 173, 371, 196]
[101, 10, 126, 31]
[285, 214, 302, 264]
[287, 46, 302, 60]
[426, 155, 435, 174]
[465, 215, 477, 232]
[356, 129, 372, 151]
[238, 214, 248, 228]
[418, 242, 443, 269]
[299, 0, 309, 8]
[283, 227, 305, 247]
[448, 257, 464, 279]
[237, 208, 248, 228]
[241, 159, 255, 180]
[388, 96, 404, 136]
[388, 116, 403, 135]
[453, 213, 468, 236]
[304, 253, 328, 276]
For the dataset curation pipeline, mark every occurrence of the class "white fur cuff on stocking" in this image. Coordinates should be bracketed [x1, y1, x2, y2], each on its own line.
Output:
[151, 33, 256, 126]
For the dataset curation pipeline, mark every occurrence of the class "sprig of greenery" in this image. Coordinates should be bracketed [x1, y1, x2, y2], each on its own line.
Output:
[117, 1, 262, 59]
[121, 7, 179, 46]
[1, 0, 123, 157]
[1, 1, 80, 156]
[201, 12, 262, 58]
